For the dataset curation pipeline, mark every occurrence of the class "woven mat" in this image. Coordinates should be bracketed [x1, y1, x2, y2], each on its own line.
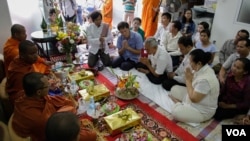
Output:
[80, 100, 195, 141]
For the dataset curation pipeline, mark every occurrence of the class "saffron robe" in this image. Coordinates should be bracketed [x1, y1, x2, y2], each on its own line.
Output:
[6, 58, 35, 105]
[3, 38, 50, 75]
[102, 0, 113, 29]
[141, 0, 160, 38]
[12, 94, 97, 141]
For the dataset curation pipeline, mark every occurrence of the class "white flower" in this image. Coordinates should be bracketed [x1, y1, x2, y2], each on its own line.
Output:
[57, 45, 64, 53]
[69, 39, 75, 44]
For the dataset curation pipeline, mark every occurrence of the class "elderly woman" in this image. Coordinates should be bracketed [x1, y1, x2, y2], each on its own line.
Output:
[214, 58, 250, 121]
[136, 37, 172, 84]
[169, 49, 219, 123]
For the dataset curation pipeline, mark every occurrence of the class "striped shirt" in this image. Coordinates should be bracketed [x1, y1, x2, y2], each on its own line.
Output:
[123, 0, 136, 13]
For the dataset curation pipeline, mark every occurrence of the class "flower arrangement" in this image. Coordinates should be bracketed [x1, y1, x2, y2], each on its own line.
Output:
[110, 69, 140, 99]
[116, 72, 140, 89]
[56, 22, 80, 61]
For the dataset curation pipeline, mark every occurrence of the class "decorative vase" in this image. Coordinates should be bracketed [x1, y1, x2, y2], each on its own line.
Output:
[41, 16, 48, 32]
[65, 52, 73, 64]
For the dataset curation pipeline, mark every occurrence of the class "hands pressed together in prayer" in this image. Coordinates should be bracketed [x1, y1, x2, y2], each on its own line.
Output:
[139, 57, 150, 66]
[185, 67, 193, 81]
[122, 40, 129, 50]
[137, 57, 150, 74]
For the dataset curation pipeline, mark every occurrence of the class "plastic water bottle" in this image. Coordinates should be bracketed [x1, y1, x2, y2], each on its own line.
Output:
[88, 96, 96, 116]
[70, 80, 78, 97]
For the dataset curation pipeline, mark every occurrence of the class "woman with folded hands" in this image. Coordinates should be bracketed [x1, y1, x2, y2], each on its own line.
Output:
[169, 49, 219, 123]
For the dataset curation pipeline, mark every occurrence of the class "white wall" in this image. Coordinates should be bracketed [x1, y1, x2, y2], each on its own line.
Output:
[0, 0, 43, 53]
[7, 0, 43, 40]
[211, 0, 250, 50]
[0, 0, 12, 53]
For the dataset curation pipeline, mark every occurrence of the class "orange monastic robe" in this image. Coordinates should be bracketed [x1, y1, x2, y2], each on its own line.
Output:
[3, 38, 50, 75]
[13, 94, 97, 141]
[141, 0, 160, 38]
[101, 0, 113, 29]
[6, 58, 35, 105]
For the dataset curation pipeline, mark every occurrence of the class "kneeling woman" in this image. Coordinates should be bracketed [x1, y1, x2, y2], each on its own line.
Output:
[169, 49, 219, 123]
[214, 58, 250, 120]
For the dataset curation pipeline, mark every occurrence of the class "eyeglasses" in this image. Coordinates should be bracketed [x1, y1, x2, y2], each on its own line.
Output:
[38, 86, 49, 90]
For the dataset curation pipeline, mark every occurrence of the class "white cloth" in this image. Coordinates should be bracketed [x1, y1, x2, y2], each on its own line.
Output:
[173, 48, 195, 84]
[86, 23, 112, 54]
[149, 46, 173, 74]
[108, 67, 175, 112]
[170, 65, 220, 123]
[161, 31, 182, 56]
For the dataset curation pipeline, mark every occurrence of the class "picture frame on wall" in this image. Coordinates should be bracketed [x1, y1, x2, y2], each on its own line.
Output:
[234, 0, 250, 25]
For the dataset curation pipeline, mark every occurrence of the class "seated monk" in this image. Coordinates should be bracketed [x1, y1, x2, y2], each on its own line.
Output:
[3, 24, 52, 75]
[11, 72, 97, 141]
[46, 112, 82, 141]
[6, 40, 44, 106]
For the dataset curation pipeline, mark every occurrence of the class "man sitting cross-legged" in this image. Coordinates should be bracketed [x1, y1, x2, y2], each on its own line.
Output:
[136, 37, 172, 84]
[162, 36, 195, 91]
[111, 21, 143, 71]
[11, 72, 97, 141]
[6, 40, 40, 107]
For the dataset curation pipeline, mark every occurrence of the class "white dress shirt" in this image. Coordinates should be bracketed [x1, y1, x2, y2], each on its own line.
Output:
[149, 46, 173, 74]
[154, 24, 171, 42]
[86, 23, 112, 54]
[161, 31, 182, 56]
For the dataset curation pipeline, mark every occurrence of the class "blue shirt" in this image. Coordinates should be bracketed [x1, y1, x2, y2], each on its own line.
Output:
[116, 31, 143, 63]
[195, 41, 216, 53]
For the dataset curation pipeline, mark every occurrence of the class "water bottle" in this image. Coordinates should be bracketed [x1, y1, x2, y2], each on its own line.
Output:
[88, 96, 96, 117]
[70, 80, 78, 97]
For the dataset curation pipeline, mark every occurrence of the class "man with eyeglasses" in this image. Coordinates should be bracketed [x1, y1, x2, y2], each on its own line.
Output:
[11, 72, 97, 141]
[136, 37, 172, 84]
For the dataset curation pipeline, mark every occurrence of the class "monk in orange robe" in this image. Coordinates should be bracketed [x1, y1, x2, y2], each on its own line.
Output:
[12, 72, 97, 141]
[141, 0, 160, 38]
[101, 0, 113, 29]
[6, 40, 39, 106]
[3, 24, 51, 75]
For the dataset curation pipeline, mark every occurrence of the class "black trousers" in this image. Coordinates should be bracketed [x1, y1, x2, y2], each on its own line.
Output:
[88, 49, 111, 68]
[162, 78, 186, 91]
[213, 107, 249, 121]
[136, 62, 166, 84]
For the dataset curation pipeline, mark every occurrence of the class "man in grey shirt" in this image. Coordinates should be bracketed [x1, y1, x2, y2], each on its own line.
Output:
[219, 29, 249, 64]
[219, 38, 250, 84]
